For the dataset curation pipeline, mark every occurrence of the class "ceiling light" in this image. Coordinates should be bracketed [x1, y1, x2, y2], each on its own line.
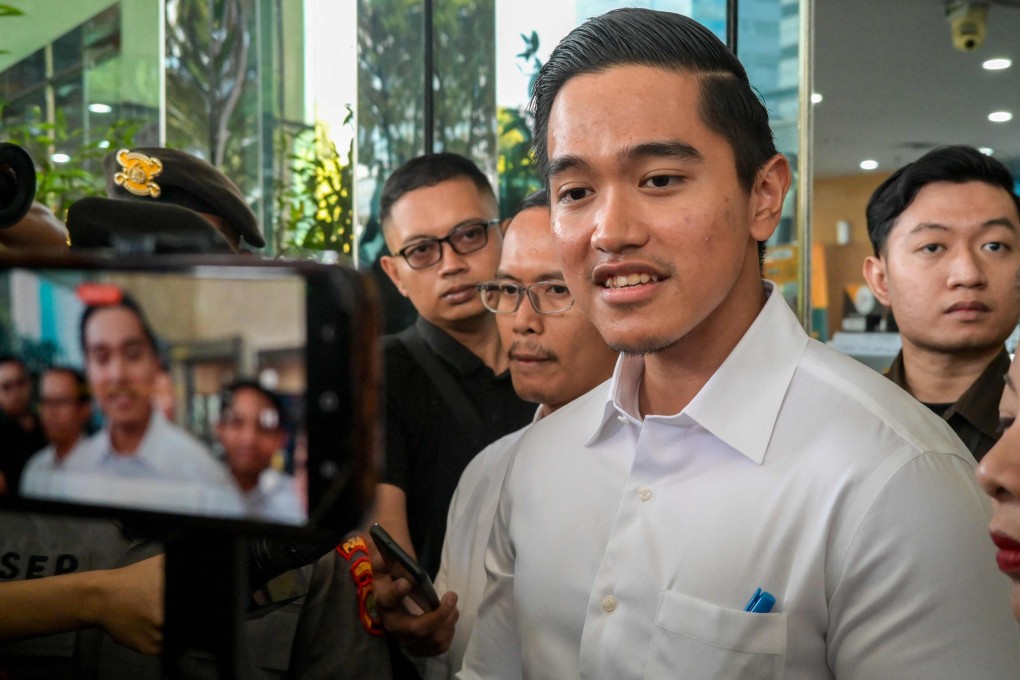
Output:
[811, 92, 823, 104]
[983, 58, 1012, 71]
[859, 159, 879, 170]
[51, 153, 71, 164]
[88, 103, 113, 114]
[989, 111, 1014, 123]
[979, 147, 994, 155]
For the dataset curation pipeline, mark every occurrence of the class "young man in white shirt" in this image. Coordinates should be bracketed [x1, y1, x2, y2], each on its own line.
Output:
[457, 8, 1020, 679]
[20, 367, 92, 496]
[60, 295, 243, 517]
[217, 380, 304, 524]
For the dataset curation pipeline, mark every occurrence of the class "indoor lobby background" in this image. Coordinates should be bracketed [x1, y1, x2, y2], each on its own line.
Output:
[1, 0, 1018, 369]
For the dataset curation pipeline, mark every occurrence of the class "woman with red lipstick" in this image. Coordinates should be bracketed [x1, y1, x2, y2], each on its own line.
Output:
[978, 353, 1020, 618]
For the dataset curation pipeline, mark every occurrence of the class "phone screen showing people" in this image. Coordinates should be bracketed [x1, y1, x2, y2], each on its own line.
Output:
[0, 255, 377, 534]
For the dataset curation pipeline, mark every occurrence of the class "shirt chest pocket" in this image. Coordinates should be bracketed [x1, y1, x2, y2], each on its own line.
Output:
[644, 590, 787, 680]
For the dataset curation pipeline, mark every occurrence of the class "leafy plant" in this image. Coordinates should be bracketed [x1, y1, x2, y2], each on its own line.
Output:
[2, 105, 139, 219]
[273, 109, 355, 257]
[0, 4, 24, 55]
[497, 31, 544, 213]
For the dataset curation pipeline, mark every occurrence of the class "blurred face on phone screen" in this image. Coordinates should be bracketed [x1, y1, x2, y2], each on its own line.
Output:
[83, 306, 160, 434]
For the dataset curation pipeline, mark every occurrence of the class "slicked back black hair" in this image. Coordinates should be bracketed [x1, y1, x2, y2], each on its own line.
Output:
[866, 145, 1020, 256]
[530, 8, 777, 194]
[79, 293, 159, 357]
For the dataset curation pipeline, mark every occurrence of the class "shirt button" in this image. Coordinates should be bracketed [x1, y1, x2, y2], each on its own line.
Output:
[638, 486, 652, 501]
[601, 595, 618, 613]
[616, 414, 627, 423]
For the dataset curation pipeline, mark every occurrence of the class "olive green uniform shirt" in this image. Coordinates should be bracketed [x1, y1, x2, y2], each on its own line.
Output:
[885, 347, 1010, 461]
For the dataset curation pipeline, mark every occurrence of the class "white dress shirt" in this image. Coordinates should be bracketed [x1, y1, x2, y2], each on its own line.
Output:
[427, 412, 539, 679]
[459, 282, 1020, 680]
[19, 437, 83, 497]
[52, 410, 245, 517]
[244, 467, 306, 525]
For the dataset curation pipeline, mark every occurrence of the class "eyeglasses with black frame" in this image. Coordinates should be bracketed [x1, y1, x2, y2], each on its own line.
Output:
[477, 280, 575, 315]
[395, 219, 501, 269]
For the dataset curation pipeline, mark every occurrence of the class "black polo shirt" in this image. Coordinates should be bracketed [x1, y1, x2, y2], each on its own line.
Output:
[381, 317, 534, 578]
[885, 347, 1009, 461]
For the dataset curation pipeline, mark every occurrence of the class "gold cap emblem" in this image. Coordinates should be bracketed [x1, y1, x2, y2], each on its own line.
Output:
[114, 149, 163, 198]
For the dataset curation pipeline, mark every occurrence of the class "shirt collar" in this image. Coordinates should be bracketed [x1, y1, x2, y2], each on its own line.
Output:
[884, 351, 906, 387]
[590, 281, 808, 465]
[100, 409, 171, 469]
[946, 347, 1011, 439]
[887, 346, 1008, 440]
[415, 316, 487, 376]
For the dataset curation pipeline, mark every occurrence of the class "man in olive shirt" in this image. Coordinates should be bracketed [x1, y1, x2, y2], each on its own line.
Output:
[864, 145, 1020, 459]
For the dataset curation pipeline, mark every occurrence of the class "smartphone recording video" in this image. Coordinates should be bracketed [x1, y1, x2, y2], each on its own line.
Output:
[0, 254, 379, 534]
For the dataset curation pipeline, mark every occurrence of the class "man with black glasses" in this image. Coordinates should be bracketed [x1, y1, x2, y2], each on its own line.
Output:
[373, 153, 534, 590]
[375, 190, 617, 678]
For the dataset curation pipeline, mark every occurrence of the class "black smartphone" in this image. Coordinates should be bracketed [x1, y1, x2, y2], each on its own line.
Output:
[369, 522, 441, 612]
[0, 253, 380, 538]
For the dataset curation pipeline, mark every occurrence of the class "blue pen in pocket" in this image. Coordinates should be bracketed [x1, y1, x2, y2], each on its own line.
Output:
[744, 587, 776, 613]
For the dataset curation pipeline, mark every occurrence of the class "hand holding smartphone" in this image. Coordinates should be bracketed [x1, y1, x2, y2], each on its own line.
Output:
[369, 523, 441, 612]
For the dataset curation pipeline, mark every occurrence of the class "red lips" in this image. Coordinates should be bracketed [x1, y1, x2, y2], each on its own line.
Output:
[991, 533, 1020, 573]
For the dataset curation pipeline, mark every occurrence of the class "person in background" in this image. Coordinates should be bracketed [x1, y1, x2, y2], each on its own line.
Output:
[377, 189, 618, 677]
[978, 344, 1020, 620]
[152, 367, 177, 422]
[60, 293, 243, 516]
[372, 153, 534, 578]
[864, 145, 1020, 460]
[102, 146, 265, 252]
[0, 554, 165, 654]
[20, 367, 93, 497]
[0, 202, 70, 251]
[217, 380, 304, 524]
[0, 354, 46, 495]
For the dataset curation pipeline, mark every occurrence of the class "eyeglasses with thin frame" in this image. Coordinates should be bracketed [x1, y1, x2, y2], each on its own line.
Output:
[395, 219, 500, 269]
[477, 280, 575, 315]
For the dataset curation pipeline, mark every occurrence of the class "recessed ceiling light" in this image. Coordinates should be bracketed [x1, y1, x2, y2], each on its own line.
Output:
[88, 103, 113, 114]
[983, 58, 1012, 71]
[860, 159, 879, 170]
[51, 153, 71, 164]
[979, 147, 994, 156]
[989, 111, 1014, 123]
[811, 92, 823, 104]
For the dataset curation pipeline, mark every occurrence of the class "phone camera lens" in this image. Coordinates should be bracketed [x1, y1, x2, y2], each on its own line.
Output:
[318, 390, 339, 412]
[319, 460, 339, 479]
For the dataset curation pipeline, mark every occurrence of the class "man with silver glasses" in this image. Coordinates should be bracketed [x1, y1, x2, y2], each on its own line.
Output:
[373, 153, 535, 591]
[377, 189, 617, 678]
